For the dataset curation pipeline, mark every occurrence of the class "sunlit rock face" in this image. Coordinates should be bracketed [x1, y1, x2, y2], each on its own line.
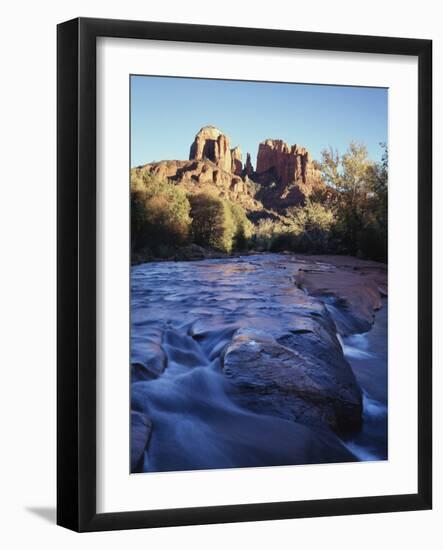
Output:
[256, 139, 312, 185]
[133, 125, 260, 211]
[253, 138, 324, 209]
[189, 126, 233, 173]
[133, 125, 327, 212]
[231, 145, 243, 176]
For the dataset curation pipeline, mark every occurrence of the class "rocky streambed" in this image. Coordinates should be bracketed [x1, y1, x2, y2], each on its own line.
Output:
[130, 253, 387, 473]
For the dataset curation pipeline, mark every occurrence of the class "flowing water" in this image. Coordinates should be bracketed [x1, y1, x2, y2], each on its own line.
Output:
[338, 302, 388, 460]
[131, 254, 387, 473]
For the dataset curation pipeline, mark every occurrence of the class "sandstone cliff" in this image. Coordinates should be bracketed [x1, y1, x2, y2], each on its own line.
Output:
[189, 125, 233, 173]
[132, 158, 260, 213]
[254, 138, 323, 209]
[132, 126, 325, 213]
[231, 145, 243, 176]
[256, 139, 310, 185]
[244, 152, 254, 177]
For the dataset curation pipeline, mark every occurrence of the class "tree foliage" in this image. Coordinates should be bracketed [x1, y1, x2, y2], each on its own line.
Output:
[250, 218, 285, 251]
[131, 142, 388, 262]
[131, 173, 255, 258]
[189, 192, 235, 253]
[319, 142, 387, 260]
[228, 202, 253, 250]
[131, 174, 191, 253]
[285, 199, 336, 252]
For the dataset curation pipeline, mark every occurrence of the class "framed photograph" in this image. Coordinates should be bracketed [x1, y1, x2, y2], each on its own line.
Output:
[57, 17, 432, 532]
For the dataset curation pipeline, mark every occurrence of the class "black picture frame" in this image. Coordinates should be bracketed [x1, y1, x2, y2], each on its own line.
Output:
[57, 17, 432, 532]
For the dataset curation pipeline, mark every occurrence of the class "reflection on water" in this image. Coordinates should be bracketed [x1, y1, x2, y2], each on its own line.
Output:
[131, 254, 387, 473]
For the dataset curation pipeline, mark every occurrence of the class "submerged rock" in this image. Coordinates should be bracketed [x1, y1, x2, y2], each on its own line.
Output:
[222, 322, 362, 432]
[131, 411, 153, 473]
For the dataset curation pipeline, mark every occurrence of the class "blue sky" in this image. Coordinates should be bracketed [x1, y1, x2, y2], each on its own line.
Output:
[131, 75, 387, 168]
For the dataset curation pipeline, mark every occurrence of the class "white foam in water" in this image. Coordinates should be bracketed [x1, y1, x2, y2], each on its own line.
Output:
[342, 395, 387, 461]
[363, 394, 388, 418]
[336, 333, 374, 360]
[325, 303, 356, 334]
[347, 333, 370, 350]
[343, 441, 380, 462]
[336, 333, 344, 347]
[343, 345, 374, 360]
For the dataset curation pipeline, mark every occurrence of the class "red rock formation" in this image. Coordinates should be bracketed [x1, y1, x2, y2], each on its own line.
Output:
[132, 158, 261, 212]
[256, 139, 319, 186]
[134, 127, 325, 213]
[254, 138, 323, 208]
[244, 152, 254, 177]
[189, 126, 232, 173]
[231, 146, 243, 176]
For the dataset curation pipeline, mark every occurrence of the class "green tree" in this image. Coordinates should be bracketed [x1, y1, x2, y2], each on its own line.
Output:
[189, 192, 235, 253]
[358, 143, 388, 260]
[228, 202, 253, 250]
[286, 199, 335, 252]
[320, 142, 387, 260]
[251, 218, 286, 251]
[131, 174, 191, 252]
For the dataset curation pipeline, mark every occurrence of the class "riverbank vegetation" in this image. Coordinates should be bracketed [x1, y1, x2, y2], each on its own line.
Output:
[131, 142, 387, 262]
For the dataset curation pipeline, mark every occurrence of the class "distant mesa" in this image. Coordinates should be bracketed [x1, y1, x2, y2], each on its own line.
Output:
[132, 125, 324, 212]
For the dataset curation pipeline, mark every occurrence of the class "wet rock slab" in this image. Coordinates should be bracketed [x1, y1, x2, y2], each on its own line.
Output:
[223, 322, 362, 432]
[294, 255, 387, 334]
